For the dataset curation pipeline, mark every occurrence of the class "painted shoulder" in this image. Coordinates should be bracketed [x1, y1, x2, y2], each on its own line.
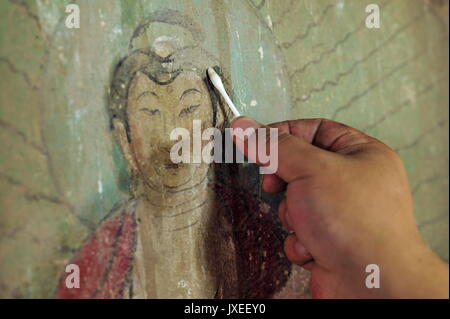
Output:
[55, 199, 138, 299]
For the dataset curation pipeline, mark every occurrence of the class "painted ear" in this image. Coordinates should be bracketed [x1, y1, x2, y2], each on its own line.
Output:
[112, 118, 139, 177]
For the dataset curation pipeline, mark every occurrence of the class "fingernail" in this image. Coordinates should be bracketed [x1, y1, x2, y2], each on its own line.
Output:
[230, 116, 261, 130]
[294, 241, 305, 254]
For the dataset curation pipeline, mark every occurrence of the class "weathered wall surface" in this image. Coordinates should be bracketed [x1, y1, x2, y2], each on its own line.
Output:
[0, 0, 448, 298]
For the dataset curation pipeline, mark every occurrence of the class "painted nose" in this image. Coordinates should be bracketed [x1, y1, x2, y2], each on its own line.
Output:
[158, 141, 175, 154]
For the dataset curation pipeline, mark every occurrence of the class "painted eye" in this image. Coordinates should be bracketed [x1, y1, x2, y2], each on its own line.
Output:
[140, 108, 160, 116]
[179, 104, 199, 117]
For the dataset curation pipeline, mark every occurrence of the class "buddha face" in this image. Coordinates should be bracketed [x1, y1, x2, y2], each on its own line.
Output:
[126, 71, 213, 190]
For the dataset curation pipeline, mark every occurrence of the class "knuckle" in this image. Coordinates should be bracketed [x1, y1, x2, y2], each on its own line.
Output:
[383, 146, 403, 166]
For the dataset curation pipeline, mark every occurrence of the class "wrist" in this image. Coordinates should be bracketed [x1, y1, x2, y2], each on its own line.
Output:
[383, 241, 449, 298]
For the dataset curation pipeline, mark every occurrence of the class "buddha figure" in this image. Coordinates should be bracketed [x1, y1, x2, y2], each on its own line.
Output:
[56, 11, 290, 299]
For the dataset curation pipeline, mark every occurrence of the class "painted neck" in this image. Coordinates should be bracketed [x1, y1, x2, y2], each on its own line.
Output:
[135, 167, 210, 230]
[132, 168, 217, 298]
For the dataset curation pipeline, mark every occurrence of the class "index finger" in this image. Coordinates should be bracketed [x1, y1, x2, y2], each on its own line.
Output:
[267, 118, 376, 154]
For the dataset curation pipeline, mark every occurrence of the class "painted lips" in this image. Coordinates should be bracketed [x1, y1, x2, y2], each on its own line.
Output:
[165, 163, 180, 169]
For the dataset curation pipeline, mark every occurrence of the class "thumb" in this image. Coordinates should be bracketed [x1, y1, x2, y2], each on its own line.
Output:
[230, 116, 328, 182]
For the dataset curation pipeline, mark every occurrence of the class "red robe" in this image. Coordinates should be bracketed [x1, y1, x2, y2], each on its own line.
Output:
[56, 206, 137, 298]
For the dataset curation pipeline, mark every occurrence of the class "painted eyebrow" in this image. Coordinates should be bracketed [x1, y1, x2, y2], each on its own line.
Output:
[179, 88, 201, 101]
[140, 107, 160, 115]
[137, 91, 158, 101]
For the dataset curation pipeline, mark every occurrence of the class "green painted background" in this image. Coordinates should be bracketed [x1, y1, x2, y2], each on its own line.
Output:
[0, 0, 448, 298]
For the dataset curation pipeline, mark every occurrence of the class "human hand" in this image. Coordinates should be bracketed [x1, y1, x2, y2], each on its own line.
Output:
[231, 117, 449, 299]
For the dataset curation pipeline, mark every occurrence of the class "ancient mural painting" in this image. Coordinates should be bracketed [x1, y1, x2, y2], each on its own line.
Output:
[0, 0, 448, 298]
[55, 8, 291, 298]
[1, 1, 295, 298]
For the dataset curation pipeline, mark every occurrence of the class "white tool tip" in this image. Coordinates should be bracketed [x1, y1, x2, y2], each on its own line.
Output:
[207, 67, 241, 118]
[207, 67, 220, 83]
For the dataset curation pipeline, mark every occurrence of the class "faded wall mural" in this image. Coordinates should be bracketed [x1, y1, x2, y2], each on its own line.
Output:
[56, 11, 291, 298]
[0, 0, 448, 298]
